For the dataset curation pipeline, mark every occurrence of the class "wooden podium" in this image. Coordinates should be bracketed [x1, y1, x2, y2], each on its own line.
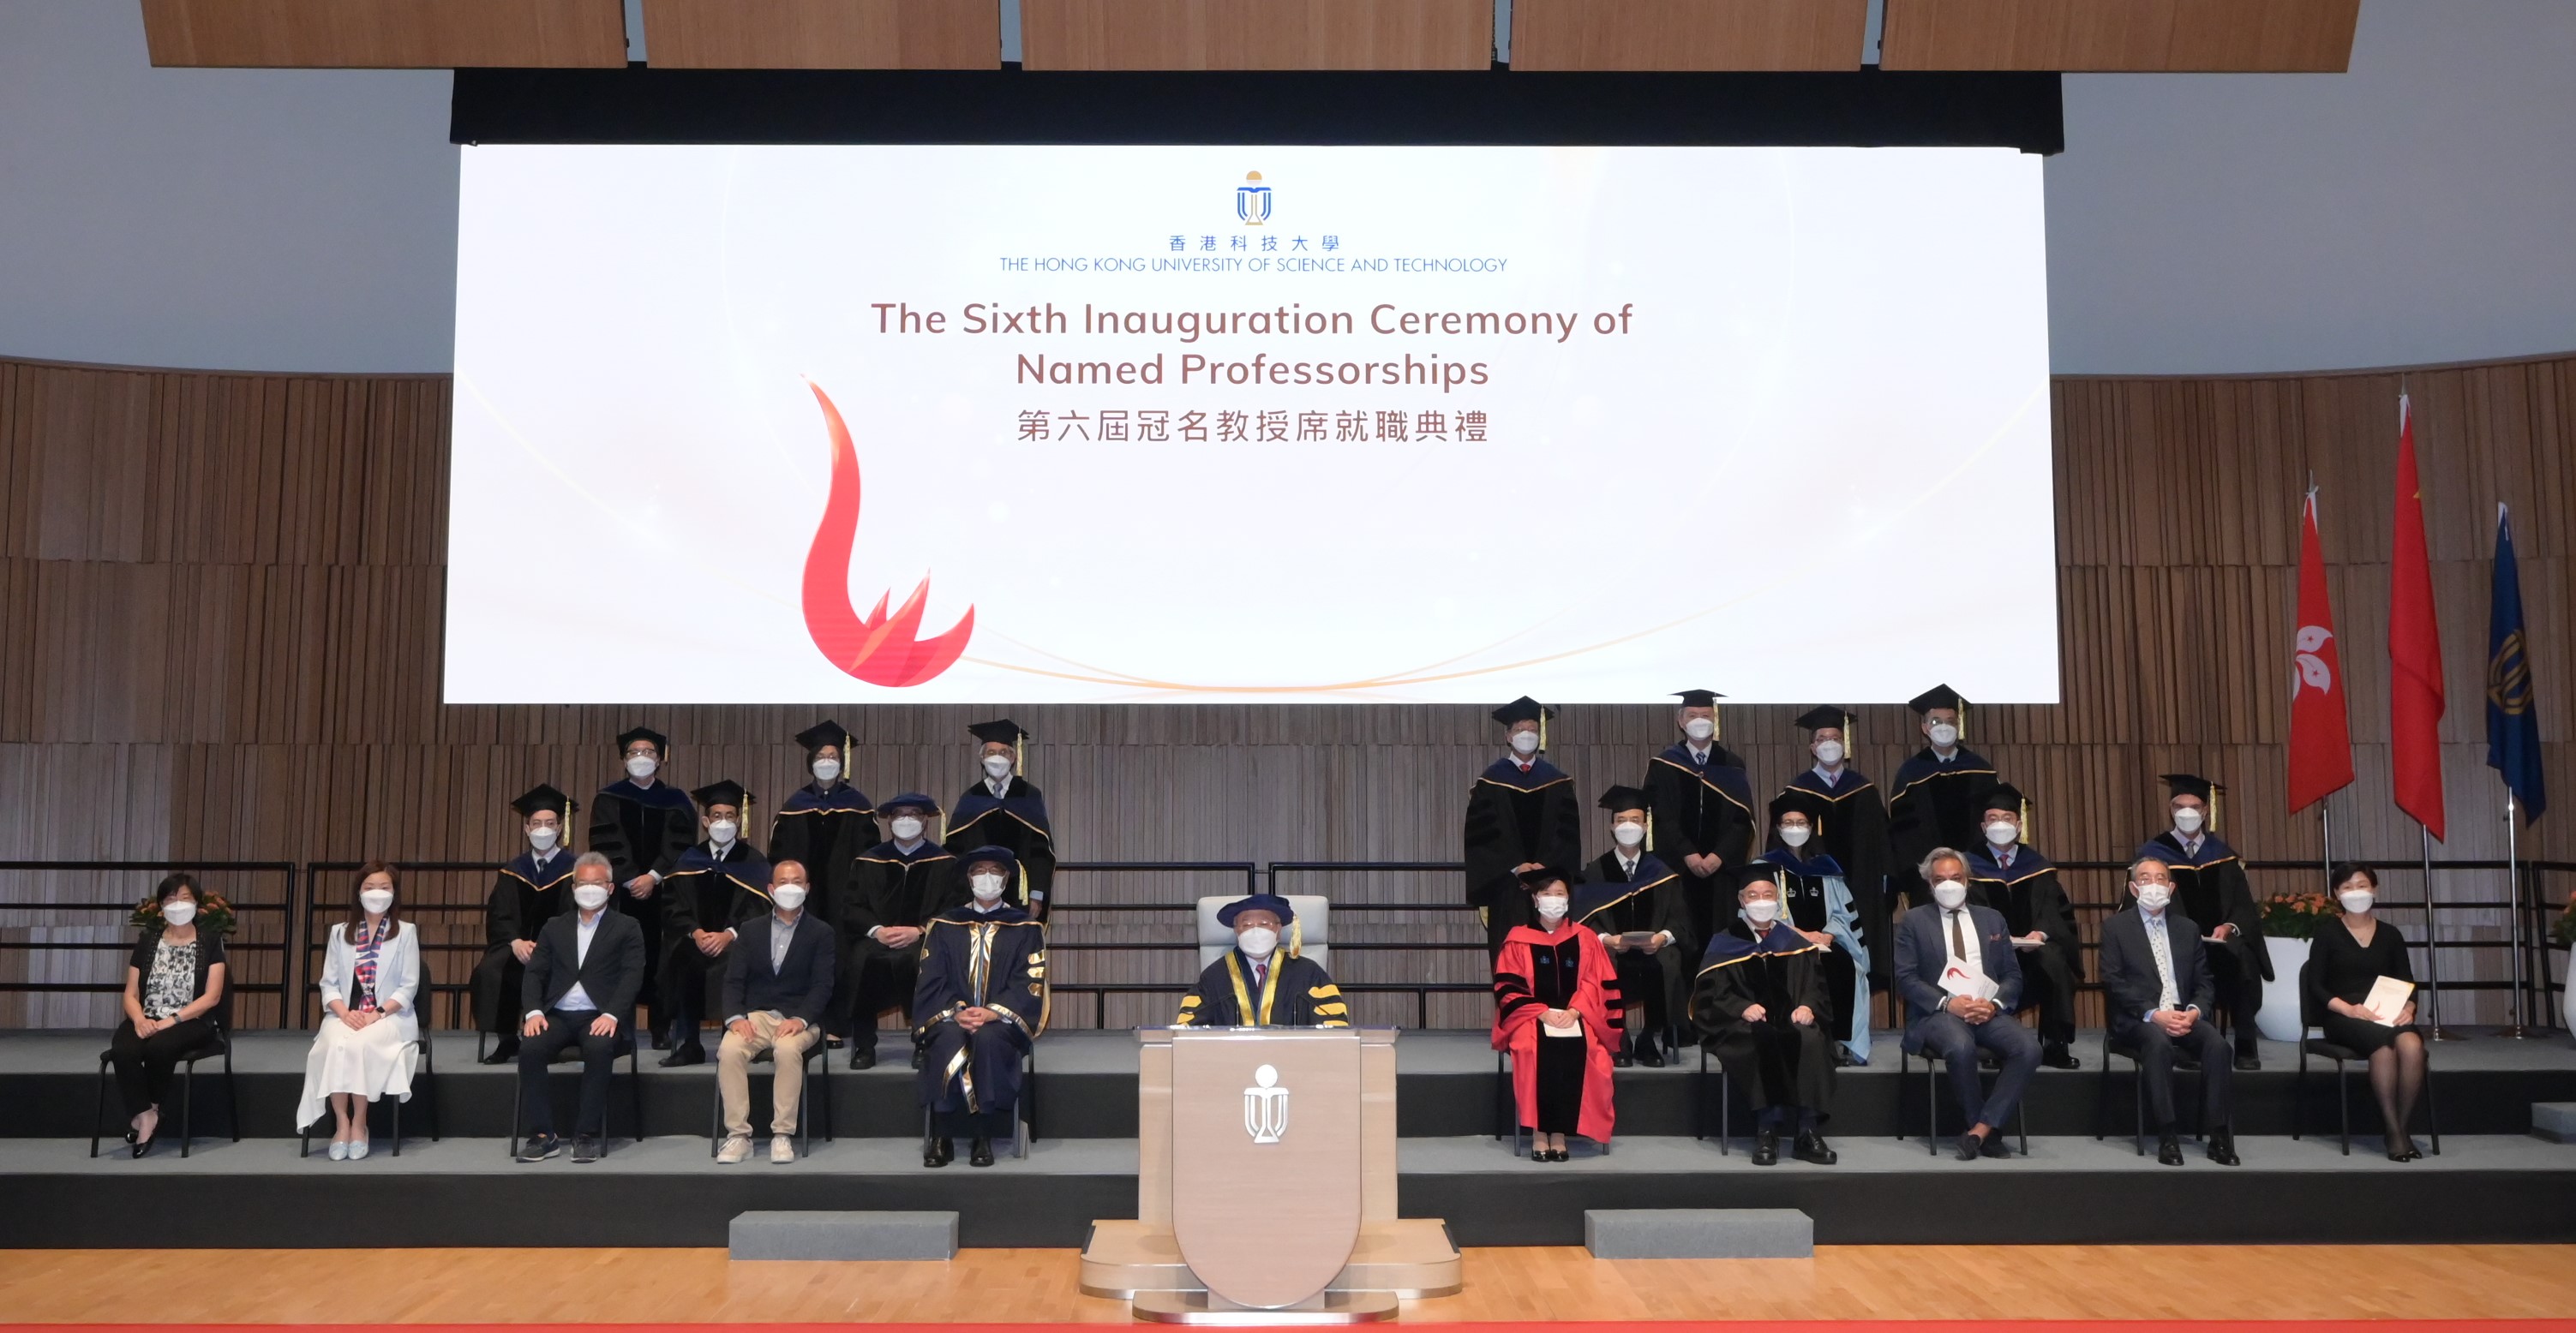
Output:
[1080, 1027, 1461, 1324]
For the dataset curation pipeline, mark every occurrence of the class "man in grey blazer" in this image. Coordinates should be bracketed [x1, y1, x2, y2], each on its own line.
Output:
[517, 852, 647, 1163]
[2100, 854, 2239, 1166]
[1894, 847, 2040, 1161]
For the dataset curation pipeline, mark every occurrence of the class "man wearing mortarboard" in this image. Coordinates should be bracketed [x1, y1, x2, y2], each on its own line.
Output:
[2135, 774, 2269, 1072]
[1640, 689, 1758, 950]
[1884, 684, 1998, 915]
[1754, 787, 1873, 1067]
[587, 726, 699, 1047]
[472, 785, 578, 1063]
[768, 720, 878, 1045]
[844, 793, 969, 1069]
[1691, 870, 1840, 1167]
[1964, 784, 2082, 1070]
[1776, 705, 1896, 998]
[944, 719, 1058, 923]
[656, 780, 771, 1067]
[1174, 894, 1349, 1027]
[1463, 696, 1586, 956]
[1573, 785, 1685, 1067]
[915, 846, 1048, 1169]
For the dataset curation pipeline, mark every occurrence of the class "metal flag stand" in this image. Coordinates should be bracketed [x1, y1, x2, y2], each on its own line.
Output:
[2501, 786, 2534, 1037]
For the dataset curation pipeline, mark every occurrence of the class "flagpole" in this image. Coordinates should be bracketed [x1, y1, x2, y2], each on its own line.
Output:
[2501, 784, 2532, 1037]
[2423, 822, 2463, 1040]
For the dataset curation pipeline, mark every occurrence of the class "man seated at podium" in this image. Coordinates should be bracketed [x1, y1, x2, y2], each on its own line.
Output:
[1174, 894, 1348, 1028]
[1493, 866, 1618, 1162]
[916, 847, 1047, 1169]
[1690, 870, 1838, 1166]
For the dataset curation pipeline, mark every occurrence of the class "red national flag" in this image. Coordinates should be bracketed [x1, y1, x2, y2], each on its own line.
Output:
[2287, 487, 2355, 811]
[2387, 393, 2447, 839]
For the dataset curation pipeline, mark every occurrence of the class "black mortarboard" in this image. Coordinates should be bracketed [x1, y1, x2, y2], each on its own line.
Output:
[2160, 774, 2220, 801]
[960, 845, 1019, 877]
[1794, 705, 1852, 733]
[616, 725, 669, 756]
[880, 792, 943, 816]
[691, 780, 748, 810]
[794, 720, 849, 754]
[1770, 788, 1830, 825]
[1985, 783, 2028, 816]
[510, 784, 574, 819]
[1217, 893, 1296, 927]
[1597, 784, 1652, 814]
[1906, 684, 1968, 715]
[1673, 689, 1724, 708]
[1517, 864, 1574, 891]
[967, 719, 1029, 745]
[1491, 696, 1553, 726]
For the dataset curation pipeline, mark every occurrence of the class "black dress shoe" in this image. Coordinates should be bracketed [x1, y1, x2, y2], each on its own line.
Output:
[849, 1048, 877, 1070]
[1550, 1148, 1572, 1163]
[968, 1137, 996, 1168]
[130, 1137, 154, 1159]
[2233, 1052, 2261, 1073]
[1610, 1050, 1633, 1068]
[2390, 1137, 2423, 1162]
[515, 1133, 562, 1163]
[481, 1039, 520, 1066]
[2207, 1133, 2240, 1166]
[572, 1134, 603, 1163]
[1635, 1042, 1666, 1068]
[1980, 1132, 2011, 1159]
[1955, 1132, 1983, 1162]
[1793, 1131, 1839, 1165]
[2040, 1042, 2081, 1071]
[909, 1047, 927, 1070]
[2157, 1132, 2186, 1166]
[658, 1045, 706, 1068]
[924, 1137, 954, 1168]
[650, 1032, 670, 1050]
[1751, 1129, 1780, 1166]
[824, 1034, 846, 1049]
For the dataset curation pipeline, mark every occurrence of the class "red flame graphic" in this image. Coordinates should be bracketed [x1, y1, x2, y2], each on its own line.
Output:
[800, 383, 974, 687]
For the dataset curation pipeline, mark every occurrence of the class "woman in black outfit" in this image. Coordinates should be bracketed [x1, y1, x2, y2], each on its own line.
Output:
[112, 873, 229, 1157]
[2304, 863, 2428, 1160]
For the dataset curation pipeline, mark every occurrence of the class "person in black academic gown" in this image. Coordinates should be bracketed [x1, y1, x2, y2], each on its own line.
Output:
[1175, 894, 1351, 1027]
[588, 726, 698, 1046]
[1963, 784, 2083, 1070]
[657, 780, 772, 1066]
[842, 793, 969, 1068]
[473, 785, 578, 1062]
[1758, 789, 1872, 1067]
[1641, 688, 1757, 952]
[1462, 697, 1585, 955]
[767, 720, 878, 1044]
[1885, 684, 1998, 914]
[944, 719, 1058, 922]
[1574, 785, 1685, 1067]
[2136, 774, 2269, 1071]
[915, 846, 1047, 1169]
[1777, 706, 1895, 995]
[1690, 870, 1838, 1167]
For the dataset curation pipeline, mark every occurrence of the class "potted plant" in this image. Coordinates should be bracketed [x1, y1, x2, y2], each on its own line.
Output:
[130, 891, 238, 937]
[2255, 891, 2339, 1041]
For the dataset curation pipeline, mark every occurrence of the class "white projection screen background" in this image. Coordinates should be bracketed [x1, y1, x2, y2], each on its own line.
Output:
[446, 144, 2056, 705]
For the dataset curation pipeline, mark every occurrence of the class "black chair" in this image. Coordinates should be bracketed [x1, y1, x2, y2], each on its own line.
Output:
[297, 1024, 442, 1158]
[91, 1019, 238, 1159]
[1692, 1043, 1734, 1156]
[2091, 1027, 2205, 1155]
[707, 1037, 834, 1157]
[2292, 958, 2441, 1156]
[1493, 1048, 1613, 1159]
[918, 1046, 1035, 1160]
[1900, 1041, 2029, 1156]
[506, 1023, 644, 1158]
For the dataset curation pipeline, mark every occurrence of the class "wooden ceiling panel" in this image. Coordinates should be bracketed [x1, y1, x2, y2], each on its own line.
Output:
[640, 0, 999, 69]
[1020, 0, 1493, 71]
[1507, 0, 1869, 72]
[141, 0, 628, 69]
[1879, 0, 2358, 72]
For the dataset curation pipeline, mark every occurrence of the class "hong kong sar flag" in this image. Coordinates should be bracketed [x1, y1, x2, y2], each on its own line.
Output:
[2288, 486, 2356, 812]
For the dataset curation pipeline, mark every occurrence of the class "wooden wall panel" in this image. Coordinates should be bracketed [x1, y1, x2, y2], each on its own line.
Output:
[639, 0, 999, 69]
[1507, 0, 1868, 72]
[140, 0, 629, 69]
[3, 349, 2573, 1026]
[1880, 0, 2359, 72]
[1021, 0, 1491, 71]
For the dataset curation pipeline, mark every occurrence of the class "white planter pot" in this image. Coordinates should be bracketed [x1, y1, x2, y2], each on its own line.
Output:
[2563, 951, 2576, 1035]
[2258, 935, 2311, 1043]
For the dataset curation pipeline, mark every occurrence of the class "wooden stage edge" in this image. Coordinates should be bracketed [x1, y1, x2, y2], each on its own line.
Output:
[3, 1245, 2576, 1324]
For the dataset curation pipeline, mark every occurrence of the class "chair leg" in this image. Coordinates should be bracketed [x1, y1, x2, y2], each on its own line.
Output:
[623, 1047, 643, 1155]
[422, 1038, 442, 1143]
[2132, 1061, 2145, 1157]
[390, 1091, 403, 1158]
[2425, 1057, 2441, 1155]
[1924, 1065, 1938, 1157]
[223, 1043, 239, 1142]
[2016, 1099, 2028, 1156]
[91, 1059, 110, 1159]
[2092, 1059, 2110, 1142]
[709, 1072, 722, 1158]
[1017, 1048, 1030, 1147]
[1895, 1049, 1909, 1142]
[179, 1060, 195, 1159]
[2335, 1061, 2351, 1156]
[1718, 1070, 1729, 1156]
[508, 1061, 523, 1161]
[2292, 1046, 2306, 1141]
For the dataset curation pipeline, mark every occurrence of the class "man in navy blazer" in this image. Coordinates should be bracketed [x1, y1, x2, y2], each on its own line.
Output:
[1894, 846, 2040, 1161]
[517, 852, 648, 1163]
[2100, 855, 2239, 1166]
[716, 859, 838, 1163]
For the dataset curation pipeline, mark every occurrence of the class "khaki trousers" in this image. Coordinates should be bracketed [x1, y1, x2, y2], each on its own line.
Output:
[718, 1012, 818, 1138]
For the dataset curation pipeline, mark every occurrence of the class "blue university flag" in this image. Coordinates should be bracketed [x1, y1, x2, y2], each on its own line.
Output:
[2486, 504, 2546, 822]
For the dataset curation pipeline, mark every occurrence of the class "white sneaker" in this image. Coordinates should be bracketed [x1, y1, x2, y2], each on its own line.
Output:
[347, 1139, 369, 1161]
[716, 1134, 752, 1164]
[326, 1140, 349, 1161]
[770, 1135, 796, 1164]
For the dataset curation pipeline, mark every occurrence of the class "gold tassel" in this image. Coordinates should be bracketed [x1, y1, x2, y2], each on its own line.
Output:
[1959, 701, 1971, 742]
[1645, 810, 1655, 852]
[1712, 707, 1721, 742]
[2212, 784, 2224, 835]
[1017, 861, 1030, 907]
[2021, 798, 2032, 847]
[1015, 733, 1025, 777]
[1289, 914, 1303, 959]
[1538, 710, 1548, 753]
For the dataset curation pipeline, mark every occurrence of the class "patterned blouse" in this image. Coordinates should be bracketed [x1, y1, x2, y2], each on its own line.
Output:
[141, 940, 199, 1020]
[350, 919, 388, 1012]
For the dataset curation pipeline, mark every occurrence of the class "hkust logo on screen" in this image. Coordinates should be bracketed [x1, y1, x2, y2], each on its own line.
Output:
[1236, 171, 1272, 226]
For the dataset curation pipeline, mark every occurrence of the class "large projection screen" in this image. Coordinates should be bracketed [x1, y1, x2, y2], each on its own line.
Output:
[447, 144, 2055, 705]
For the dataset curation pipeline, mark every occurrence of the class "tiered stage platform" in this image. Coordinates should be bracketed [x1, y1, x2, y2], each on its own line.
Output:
[5, 1030, 2573, 1249]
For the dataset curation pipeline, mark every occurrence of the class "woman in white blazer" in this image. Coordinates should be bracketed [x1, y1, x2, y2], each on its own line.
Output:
[296, 861, 422, 1158]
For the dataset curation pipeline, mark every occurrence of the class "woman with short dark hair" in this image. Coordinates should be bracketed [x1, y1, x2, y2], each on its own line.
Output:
[112, 873, 228, 1157]
[2306, 862, 2430, 1160]
[296, 861, 422, 1159]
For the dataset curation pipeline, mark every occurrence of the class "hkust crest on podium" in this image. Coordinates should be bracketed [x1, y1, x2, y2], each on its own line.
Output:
[1082, 1028, 1460, 1323]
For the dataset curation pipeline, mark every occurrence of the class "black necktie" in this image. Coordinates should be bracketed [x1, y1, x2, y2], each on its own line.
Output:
[1950, 909, 1969, 960]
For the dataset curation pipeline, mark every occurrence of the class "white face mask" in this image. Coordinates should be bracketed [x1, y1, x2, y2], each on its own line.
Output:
[1778, 824, 1812, 848]
[971, 872, 1008, 903]
[359, 889, 394, 915]
[1812, 739, 1845, 765]
[1612, 821, 1645, 847]
[1743, 898, 1781, 924]
[2135, 884, 2172, 912]
[1509, 730, 1541, 756]
[1533, 894, 1568, 922]
[2173, 806, 2206, 834]
[2339, 888, 2375, 914]
[161, 900, 197, 926]
[1927, 722, 1960, 749]
[708, 819, 739, 846]
[890, 816, 926, 841]
[1683, 717, 1716, 741]
[626, 753, 658, 780]
[811, 757, 841, 783]
[1931, 880, 1968, 910]
[527, 825, 560, 851]
[1237, 926, 1279, 959]
[573, 883, 612, 911]
[1985, 820, 2019, 847]
[982, 753, 1015, 779]
[771, 884, 808, 911]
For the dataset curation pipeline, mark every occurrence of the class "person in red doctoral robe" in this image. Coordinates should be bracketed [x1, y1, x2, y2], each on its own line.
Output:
[1491, 865, 1619, 1161]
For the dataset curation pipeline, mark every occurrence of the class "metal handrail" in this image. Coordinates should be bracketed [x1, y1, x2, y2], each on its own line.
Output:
[0, 860, 299, 1017]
